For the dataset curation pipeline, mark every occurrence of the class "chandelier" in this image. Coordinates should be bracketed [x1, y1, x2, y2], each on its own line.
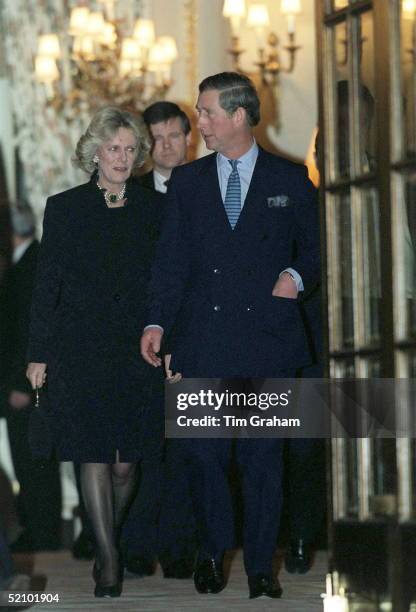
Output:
[34, 2, 178, 116]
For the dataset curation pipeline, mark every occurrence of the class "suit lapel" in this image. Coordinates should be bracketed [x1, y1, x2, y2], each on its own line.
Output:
[233, 147, 271, 232]
[195, 148, 279, 235]
[197, 153, 232, 232]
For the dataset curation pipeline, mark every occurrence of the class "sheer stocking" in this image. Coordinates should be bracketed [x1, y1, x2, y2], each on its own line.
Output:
[80, 459, 137, 585]
[112, 460, 137, 541]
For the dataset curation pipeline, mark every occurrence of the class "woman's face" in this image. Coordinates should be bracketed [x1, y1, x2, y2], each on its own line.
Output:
[96, 127, 137, 191]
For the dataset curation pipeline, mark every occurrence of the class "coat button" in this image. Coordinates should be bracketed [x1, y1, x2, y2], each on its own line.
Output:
[113, 293, 121, 302]
[246, 305, 252, 311]
[213, 268, 221, 274]
[213, 305, 221, 311]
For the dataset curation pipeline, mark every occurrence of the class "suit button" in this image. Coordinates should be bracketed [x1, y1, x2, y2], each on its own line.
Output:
[113, 293, 121, 302]
[246, 306, 252, 311]
[213, 268, 221, 274]
[214, 305, 221, 311]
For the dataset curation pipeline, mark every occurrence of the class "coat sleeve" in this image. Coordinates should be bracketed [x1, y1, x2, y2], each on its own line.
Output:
[291, 165, 321, 295]
[9, 251, 38, 392]
[26, 198, 64, 363]
[145, 171, 191, 335]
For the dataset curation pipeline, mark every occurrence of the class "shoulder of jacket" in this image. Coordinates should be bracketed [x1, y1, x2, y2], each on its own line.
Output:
[171, 153, 216, 178]
[47, 182, 92, 209]
[262, 149, 307, 176]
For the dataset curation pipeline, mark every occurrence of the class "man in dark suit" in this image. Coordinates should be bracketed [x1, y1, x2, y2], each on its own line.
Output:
[123, 101, 197, 579]
[140, 101, 191, 193]
[141, 72, 320, 599]
[1, 203, 61, 552]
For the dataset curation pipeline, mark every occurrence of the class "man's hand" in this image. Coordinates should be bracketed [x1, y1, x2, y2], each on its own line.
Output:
[164, 354, 182, 383]
[272, 272, 298, 299]
[8, 390, 32, 411]
[141, 327, 163, 367]
[26, 362, 47, 390]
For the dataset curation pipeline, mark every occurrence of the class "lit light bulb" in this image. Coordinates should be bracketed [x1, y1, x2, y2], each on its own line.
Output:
[37, 34, 61, 59]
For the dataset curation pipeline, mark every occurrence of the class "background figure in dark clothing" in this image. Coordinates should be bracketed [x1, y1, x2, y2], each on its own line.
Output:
[1, 203, 61, 552]
[284, 285, 326, 574]
[283, 131, 326, 574]
[0, 523, 14, 588]
[123, 101, 197, 580]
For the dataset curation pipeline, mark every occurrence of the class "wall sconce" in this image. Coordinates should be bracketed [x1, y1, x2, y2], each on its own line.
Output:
[336, 22, 368, 67]
[223, 0, 302, 84]
[402, 0, 416, 58]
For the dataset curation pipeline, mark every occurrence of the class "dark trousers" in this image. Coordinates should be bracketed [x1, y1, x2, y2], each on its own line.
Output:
[7, 407, 61, 547]
[284, 438, 326, 543]
[282, 357, 326, 545]
[123, 439, 197, 564]
[181, 437, 284, 576]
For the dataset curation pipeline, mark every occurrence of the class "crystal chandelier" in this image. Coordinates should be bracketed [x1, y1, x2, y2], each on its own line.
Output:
[35, 2, 178, 116]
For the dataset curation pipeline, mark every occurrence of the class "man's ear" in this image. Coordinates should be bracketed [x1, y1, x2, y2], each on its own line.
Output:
[185, 132, 192, 147]
[233, 106, 246, 127]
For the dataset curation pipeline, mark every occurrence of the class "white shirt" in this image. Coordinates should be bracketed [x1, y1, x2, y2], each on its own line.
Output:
[153, 169, 169, 194]
[216, 139, 259, 207]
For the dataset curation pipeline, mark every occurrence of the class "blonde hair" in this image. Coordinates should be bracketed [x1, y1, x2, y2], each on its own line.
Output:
[73, 106, 150, 174]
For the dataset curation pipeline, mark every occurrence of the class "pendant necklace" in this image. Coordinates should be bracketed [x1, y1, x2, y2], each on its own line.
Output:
[97, 182, 126, 207]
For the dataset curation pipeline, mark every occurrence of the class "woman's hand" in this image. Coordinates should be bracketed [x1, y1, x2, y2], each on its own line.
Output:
[26, 362, 47, 389]
[164, 354, 182, 384]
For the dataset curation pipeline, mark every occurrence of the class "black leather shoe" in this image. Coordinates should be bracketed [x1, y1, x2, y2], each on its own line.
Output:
[94, 582, 122, 598]
[248, 574, 283, 599]
[193, 558, 225, 594]
[162, 559, 194, 579]
[72, 530, 94, 560]
[284, 539, 313, 574]
[125, 555, 156, 577]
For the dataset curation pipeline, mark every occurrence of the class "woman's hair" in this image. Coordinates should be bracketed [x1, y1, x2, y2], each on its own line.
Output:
[73, 106, 150, 174]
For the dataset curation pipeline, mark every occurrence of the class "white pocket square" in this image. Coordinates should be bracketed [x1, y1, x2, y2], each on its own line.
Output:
[267, 194, 290, 208]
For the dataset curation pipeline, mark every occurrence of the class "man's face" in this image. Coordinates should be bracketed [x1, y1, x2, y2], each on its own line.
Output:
[196, 89, 237, 154]
[150, 117, 190, 172]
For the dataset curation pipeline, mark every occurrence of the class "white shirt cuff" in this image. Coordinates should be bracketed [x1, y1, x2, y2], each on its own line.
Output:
[280, 268, 304, 292]
[143, 325, 164, 333]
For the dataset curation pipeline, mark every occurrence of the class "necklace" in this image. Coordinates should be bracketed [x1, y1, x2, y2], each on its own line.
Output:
[97, 182, 126, 207]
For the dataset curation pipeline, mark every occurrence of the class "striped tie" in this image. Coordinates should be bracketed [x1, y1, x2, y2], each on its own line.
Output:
[224, 159, 241, 229]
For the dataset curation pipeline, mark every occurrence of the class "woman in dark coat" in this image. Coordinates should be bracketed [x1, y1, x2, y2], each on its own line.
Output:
[26, 107, 163, 598]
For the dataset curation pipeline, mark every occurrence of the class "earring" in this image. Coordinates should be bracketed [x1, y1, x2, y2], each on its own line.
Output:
[93, 155, 99, 164]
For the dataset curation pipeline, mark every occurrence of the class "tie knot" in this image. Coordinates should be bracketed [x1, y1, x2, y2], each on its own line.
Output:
[228, 159, 239, 172]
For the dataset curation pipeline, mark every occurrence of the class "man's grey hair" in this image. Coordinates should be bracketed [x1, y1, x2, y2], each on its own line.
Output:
[198, 72, 260, 127]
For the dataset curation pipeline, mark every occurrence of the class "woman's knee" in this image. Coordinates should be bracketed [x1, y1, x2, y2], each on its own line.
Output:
[112, 462, 135, 483]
